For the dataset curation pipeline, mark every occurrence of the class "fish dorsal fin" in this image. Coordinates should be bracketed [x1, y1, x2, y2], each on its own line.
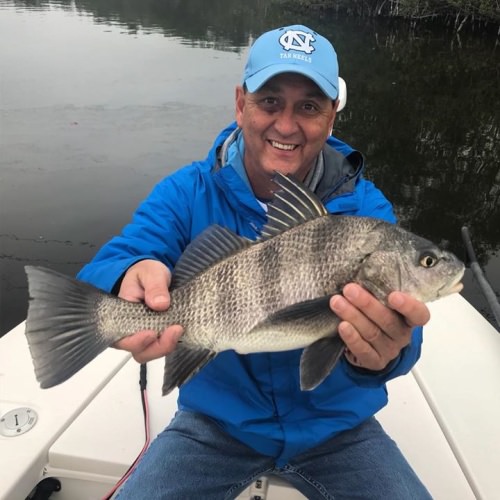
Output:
[172, 225, 252, 288]
[259, 172, 328, 241]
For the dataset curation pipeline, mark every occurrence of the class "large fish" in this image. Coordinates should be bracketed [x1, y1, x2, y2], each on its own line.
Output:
[24, 173, 464, 394]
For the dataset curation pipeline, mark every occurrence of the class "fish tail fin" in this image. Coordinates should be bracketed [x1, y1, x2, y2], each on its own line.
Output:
[24, 265, 111, 388]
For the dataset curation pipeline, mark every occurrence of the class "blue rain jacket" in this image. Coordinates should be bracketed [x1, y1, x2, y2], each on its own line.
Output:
[78, 122, 423, 466]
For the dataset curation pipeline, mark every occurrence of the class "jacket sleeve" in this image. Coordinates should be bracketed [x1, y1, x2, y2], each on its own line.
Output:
[355, 178, 397, 223]
[77, 173, 193, 293]
[341, 327, 423, 387]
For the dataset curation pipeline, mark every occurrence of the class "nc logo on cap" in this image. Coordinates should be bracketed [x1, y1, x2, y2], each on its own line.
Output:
[279, 29, 316, 54]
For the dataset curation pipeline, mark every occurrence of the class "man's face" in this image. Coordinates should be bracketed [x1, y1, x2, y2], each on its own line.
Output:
[235, 72, 337, 198]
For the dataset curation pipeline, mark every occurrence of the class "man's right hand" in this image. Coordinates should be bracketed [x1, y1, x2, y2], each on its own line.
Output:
[114, 259, 184, 363]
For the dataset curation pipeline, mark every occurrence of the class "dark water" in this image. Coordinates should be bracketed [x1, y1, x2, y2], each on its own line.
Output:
[1, 0, 499, 336]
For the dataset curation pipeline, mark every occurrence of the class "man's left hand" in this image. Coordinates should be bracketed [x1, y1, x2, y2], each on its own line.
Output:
[330, 283, 430, 371]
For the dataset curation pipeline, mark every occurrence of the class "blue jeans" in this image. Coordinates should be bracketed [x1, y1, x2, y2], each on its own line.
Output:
[115, 410, 431, 499]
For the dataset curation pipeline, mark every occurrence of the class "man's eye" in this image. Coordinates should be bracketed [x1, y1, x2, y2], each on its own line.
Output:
[258, 97, 280, 112]
[262, 97, 278, 106]
[302, 102, 319, 114]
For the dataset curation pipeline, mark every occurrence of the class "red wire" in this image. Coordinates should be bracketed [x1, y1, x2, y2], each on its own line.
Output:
[101, 389, 151, 500]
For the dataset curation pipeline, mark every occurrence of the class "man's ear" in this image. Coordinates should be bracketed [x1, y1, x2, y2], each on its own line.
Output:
[235, 85, 246, 127]
[328, 100, 339, 136]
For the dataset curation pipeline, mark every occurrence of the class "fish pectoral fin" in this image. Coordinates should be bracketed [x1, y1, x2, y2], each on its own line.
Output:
[300, 336, 345, 391]
[162, 345, 216, 395]
[265, 296, 334, 324]
[252, 297, 343, 390]
[248, 297, 339, 342]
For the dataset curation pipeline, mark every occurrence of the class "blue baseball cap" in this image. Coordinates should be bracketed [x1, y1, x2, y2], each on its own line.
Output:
[243, 25, 339, 100]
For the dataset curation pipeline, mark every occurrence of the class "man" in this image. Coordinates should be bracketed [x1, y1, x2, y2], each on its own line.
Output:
[78, 25, 431, 499]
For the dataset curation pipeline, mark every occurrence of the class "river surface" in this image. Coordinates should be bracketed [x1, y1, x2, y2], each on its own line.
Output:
[1, 0, 499, 335]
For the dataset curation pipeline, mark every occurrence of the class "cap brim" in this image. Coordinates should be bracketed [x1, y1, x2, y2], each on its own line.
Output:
[245, 64, 338, 100]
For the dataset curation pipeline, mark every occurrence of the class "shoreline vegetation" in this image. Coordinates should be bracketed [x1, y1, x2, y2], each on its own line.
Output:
[276, 0, 500, 33]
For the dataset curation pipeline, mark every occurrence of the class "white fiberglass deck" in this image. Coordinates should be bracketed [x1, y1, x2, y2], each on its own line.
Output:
[1, 293, 499, 499]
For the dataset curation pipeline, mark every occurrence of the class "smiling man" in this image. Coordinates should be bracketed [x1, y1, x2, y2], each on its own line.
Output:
[236, 72, 338, 199]
[78, 25, 431, 499]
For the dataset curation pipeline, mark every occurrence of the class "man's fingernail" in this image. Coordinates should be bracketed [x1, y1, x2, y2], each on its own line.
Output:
[343, 284, 359, 300]
[330, 296, 344, 311]
[152, 295, 169, 307]
[390, 293, 404, 308]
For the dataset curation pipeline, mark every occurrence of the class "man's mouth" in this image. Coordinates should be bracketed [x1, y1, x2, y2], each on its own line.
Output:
[269, 140, 298, 151]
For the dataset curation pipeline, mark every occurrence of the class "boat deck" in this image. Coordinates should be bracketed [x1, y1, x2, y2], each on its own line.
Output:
[1, 293, 499, 499]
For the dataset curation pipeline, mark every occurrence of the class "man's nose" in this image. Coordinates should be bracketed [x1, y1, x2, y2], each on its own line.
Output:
[273, 107, 299, 136]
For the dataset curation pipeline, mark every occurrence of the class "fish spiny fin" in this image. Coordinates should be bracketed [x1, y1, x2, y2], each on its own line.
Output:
[259, 172, 328, 241]
[300, 336, 346, 391]
[162, 345, 217, 395]
[24, 266, 112, 388]
[172, 225, 252, 288]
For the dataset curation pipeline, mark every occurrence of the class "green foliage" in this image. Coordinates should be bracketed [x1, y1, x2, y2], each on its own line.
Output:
[321, 18, 500, 263]
[447, 0, 499, 18]
[275, 0, 500, 26]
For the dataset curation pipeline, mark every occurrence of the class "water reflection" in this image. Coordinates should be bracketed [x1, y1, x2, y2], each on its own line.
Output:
[4, 0, 273, 46]
[1, 0, 499, 334]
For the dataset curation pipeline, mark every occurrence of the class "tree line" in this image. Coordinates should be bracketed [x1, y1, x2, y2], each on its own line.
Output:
[276, 0, 500, 31]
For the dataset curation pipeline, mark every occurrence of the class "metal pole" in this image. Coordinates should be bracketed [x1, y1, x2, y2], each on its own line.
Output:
[461, 226, 500, 330]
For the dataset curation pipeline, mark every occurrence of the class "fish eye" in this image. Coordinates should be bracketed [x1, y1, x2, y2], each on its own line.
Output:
[420, 253, 438, 268]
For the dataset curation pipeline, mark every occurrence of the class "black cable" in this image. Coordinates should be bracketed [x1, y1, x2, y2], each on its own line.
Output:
[140, 363, 148, 413]
[101, 363, 150, 500]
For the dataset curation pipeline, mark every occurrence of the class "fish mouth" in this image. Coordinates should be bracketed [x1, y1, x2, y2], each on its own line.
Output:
[438, 270, 465, 297]
[269, 140, 298, 151]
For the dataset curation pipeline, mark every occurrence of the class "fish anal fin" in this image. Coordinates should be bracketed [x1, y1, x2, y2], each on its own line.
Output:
[162, 345, 216, 395]
[300, 336, 346, 391]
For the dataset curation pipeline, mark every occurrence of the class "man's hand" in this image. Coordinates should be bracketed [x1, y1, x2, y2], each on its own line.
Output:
[330, 283, 430, 371]
[114, 259, 183, 363]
